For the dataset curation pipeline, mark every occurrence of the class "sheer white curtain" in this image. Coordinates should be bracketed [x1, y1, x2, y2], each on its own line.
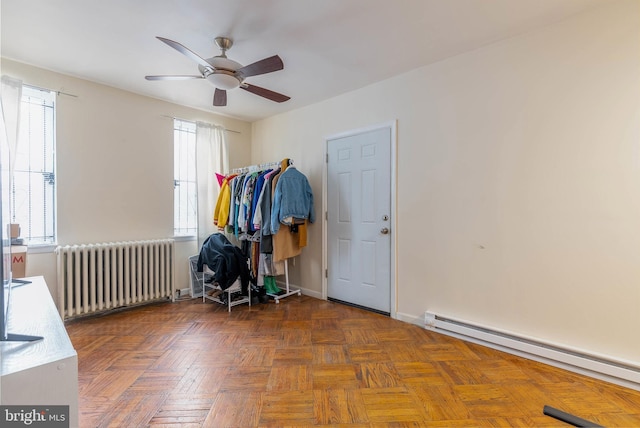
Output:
[1, 76, 22, 177]
[1, 76, 23, 285]
[195, 122, 228, 248]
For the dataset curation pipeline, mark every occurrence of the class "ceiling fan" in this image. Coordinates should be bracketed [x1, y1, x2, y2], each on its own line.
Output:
[145, 36, 290, 107]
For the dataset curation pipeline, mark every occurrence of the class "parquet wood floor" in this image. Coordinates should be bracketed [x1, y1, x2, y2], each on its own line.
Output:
[65, 295, 640, 427]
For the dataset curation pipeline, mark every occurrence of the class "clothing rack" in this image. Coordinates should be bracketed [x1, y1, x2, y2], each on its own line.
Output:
[229, 160, 287, 175]
[227, 159, 301, 303]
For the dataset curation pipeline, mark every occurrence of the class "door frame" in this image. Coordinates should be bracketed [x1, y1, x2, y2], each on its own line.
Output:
[322, 120, 398, 319]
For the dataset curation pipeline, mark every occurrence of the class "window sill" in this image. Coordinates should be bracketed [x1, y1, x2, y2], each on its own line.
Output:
[25, 244, 57, 254]
[173, 235, 197, 243]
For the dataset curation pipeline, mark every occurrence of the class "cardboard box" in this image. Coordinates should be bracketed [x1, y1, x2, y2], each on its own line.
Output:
[9, 223, 20, 239]
[11, 245, 27, 278]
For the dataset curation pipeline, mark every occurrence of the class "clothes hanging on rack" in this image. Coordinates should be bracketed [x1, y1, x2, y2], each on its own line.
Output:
[214, 173, 237, 228]
[271, 165, 315, 232]
[211, 158, 314, 299]
[257, 167, 279, 254]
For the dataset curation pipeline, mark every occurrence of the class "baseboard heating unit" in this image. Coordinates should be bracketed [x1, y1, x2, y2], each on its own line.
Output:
[56, 239, 175, 320]
[424, 312, 640, 391]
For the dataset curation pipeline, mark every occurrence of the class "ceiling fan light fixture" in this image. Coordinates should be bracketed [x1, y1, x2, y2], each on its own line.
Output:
[209, 56, 241, 71]
[206, 71, 240, 90]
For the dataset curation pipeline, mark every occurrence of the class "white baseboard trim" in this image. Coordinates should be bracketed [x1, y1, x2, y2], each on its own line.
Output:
[396, 312, 422, 326]
[297, 287, 322, 299]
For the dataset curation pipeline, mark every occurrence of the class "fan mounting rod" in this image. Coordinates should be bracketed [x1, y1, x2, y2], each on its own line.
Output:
[215, 37, 233, 57]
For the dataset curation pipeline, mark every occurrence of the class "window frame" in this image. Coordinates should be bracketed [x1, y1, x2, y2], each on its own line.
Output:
[9, 84, 57, 247]
[173, 119, 198, 237]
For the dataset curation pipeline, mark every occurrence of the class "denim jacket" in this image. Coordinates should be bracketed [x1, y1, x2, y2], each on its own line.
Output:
[271, 166, 315, 232]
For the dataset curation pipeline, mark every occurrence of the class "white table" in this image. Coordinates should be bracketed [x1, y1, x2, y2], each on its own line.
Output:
[1, 276, 78, 427]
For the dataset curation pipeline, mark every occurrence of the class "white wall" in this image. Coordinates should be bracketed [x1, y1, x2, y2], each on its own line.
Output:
[252, 0, 640, 364]
[1, 59, 253, 301]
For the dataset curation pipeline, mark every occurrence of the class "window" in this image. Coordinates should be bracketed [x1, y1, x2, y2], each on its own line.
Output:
[10, 85, 56, 245]
[173, 119, 197, 236]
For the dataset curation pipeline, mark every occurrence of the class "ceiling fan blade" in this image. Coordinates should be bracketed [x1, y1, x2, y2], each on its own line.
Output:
[236, 55, 284, 78]
[241, 84, 290, 103]
[156, 36, 212, 69]
[213, 88, 227, 106]
[145, 75, 203, 81]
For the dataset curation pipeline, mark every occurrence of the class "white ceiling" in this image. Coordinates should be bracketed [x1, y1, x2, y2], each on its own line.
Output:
[1, 0, 607, 122]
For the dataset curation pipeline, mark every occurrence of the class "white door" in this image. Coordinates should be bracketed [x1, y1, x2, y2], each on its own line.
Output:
[327, 126, 392, 314]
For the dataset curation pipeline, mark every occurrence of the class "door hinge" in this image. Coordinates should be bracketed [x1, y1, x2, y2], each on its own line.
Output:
[326, 153, 328, 163]
[325, 269, 328, 278]
[325, 211, 328, 221]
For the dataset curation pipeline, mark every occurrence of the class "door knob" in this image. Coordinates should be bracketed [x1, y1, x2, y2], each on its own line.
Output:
[380, 227, 389, 234]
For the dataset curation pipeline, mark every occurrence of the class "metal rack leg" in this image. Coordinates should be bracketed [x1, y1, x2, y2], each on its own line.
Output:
[269, 259, 301, 303]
